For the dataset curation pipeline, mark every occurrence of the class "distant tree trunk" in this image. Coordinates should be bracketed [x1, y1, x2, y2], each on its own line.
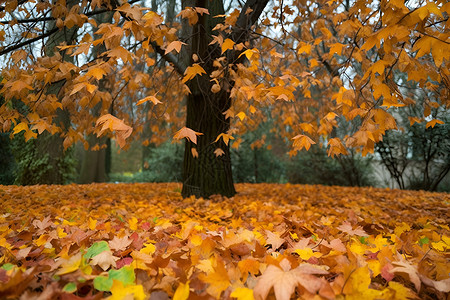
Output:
[79, 135, 108, 183]
[25, 0, 78, 184]
[78, 11, 114, 184]
[141, 0, 174, 171]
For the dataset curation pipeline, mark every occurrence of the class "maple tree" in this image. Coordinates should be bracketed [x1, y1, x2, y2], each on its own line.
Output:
[0, 183, 449, 299]
[0, 0, 449, 197]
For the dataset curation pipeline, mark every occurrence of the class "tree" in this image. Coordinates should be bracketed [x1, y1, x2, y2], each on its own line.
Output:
[0, 0, 448, 197]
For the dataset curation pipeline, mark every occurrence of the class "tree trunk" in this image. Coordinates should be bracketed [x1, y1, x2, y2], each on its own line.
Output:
[181, 0, 235, 198]
[180, 0, 269, 198]
[79, 135, 108, 183]
[27, 0, 78, 184]
[78, 11, 113, 183]
[182, 88, 236, 198]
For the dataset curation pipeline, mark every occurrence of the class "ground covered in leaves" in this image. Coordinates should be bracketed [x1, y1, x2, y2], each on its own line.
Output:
[0, 183, 449, 300]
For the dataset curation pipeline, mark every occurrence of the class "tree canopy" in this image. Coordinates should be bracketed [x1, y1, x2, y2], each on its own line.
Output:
[0, 0, 448, 196]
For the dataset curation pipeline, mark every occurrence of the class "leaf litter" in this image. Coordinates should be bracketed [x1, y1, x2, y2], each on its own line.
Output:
[0, 183, 448, 299]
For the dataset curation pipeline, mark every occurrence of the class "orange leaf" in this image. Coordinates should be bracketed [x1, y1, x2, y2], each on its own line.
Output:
[214, 133, 234, 146]
[191, 148, 199, 158]
[292, 134, 315, 151]
[173, 127, 203, 144]
[214, 148, 225, 157]
[425, 119, 444, 128]
[136, 94, 162, 106]
[182, 64, 206, 83]
[165, 41, 187, 55]
[221, 38, 235, 54]
[95, 114, 133, 149]
[86, 67, 106, 80]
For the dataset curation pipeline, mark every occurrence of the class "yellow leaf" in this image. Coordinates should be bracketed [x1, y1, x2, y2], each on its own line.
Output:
[327, 138, 349, 157]
[13, 122, 28, 135]
[222, 38, 235, 54]
[254, 259, 328, 300]
[173, 127, 203, 144]
[173, 281, 190, 300]
[294, 248, 323, 260]
[110, 281, 146, 300]
[182, 63, 206, 83]
[238, 48, 259, 60]
[198, 258, 230, 298]
[236, 112, 246, 121]
[231, 287, 254, 300]
[194, 7, 209, 15]
[88, 217, 97, 230]
[329, 43, 344, 55]
[140, 243, 156, 255]
[361, 35, 378, 51]
[56, 252, 82, 275]
[10, 80, 33, 93]
[324, 112, 338, 121]
[57, 227, 67, 238]
[129, 217, 138, 231]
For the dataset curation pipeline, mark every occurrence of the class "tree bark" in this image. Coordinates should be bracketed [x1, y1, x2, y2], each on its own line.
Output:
[180, 0, 268, 198]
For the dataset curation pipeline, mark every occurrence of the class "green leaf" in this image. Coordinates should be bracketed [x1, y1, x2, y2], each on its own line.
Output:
[84, 241, 110, 259]
[109, 266, 135, 286]
[1, 263, 14, 271]
[63, 282, 77, 293]
[359, 236, 368, 244]
[419, 237, 429, 246]
[94, 275, 113, 291]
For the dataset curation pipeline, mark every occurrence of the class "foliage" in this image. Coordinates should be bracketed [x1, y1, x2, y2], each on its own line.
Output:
[286, 147, 377, 187]
[0, 0, 448, 196]
[0, 183, 449, 299]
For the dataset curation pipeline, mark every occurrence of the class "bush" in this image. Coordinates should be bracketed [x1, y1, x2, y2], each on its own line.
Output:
[11, 133, 77, 185]
[110, 142, 183, 183]
[286, 147, 376, 187]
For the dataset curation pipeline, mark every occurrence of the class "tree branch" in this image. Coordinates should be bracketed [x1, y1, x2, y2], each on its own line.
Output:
[0, 27, 58, 57]
[232, 0, 270, 43]
[150, 41, 187, 76]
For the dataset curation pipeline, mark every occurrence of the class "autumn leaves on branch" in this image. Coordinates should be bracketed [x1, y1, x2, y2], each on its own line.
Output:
[0, 0, 448, 156]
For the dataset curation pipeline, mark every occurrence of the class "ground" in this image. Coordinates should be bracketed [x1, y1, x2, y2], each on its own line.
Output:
[0, 183, 449, 299]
